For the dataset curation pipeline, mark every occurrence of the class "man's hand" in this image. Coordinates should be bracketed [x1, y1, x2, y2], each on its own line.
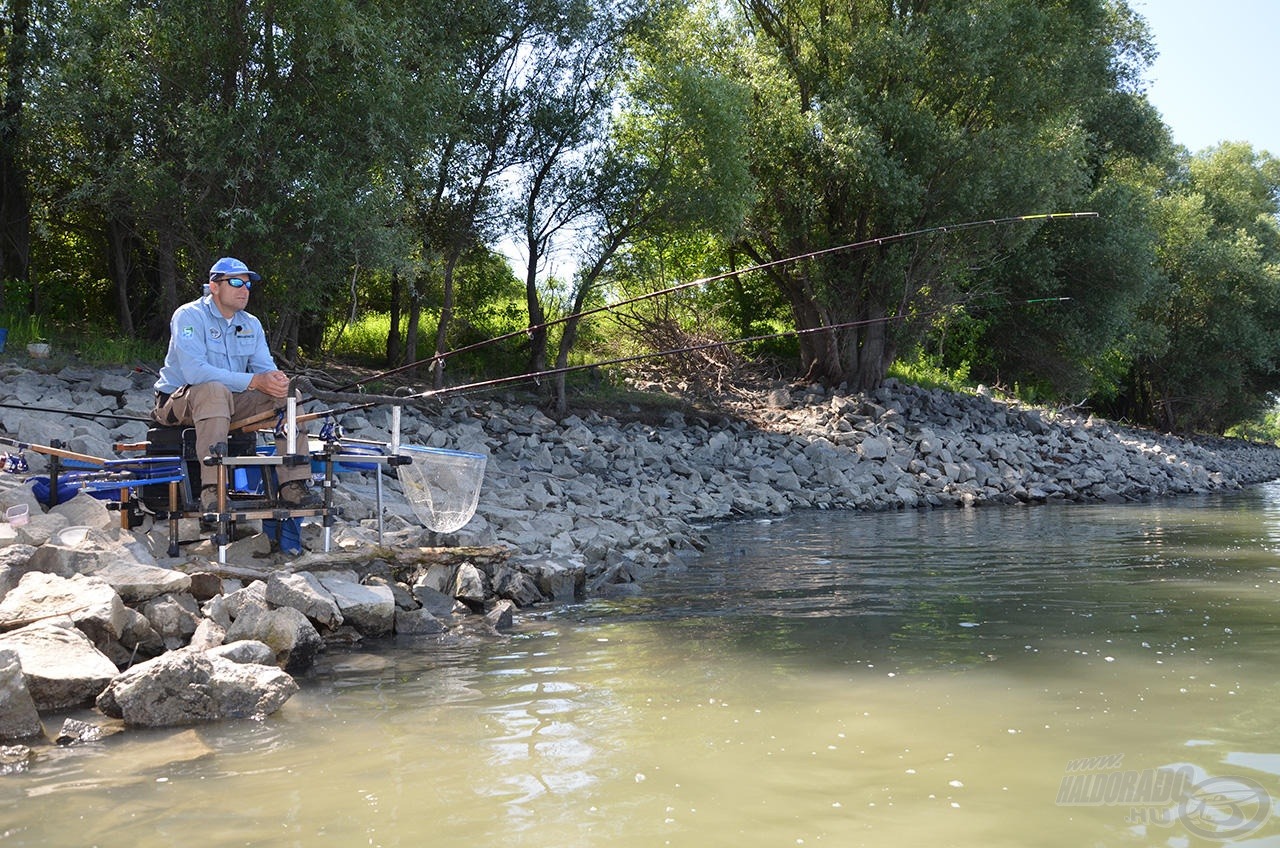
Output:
[249, 370, 292, 399]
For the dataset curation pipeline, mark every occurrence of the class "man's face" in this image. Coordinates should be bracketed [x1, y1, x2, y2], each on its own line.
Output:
[209, 275, 252, 317]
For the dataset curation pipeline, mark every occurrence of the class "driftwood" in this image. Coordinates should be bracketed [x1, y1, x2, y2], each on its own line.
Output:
[292, 545, 510, 572]
[0, 605, 90, 632]
[173, 545, 512, 583]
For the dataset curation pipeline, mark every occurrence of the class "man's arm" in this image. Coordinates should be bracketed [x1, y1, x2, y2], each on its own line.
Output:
[244, 315, 290, 397]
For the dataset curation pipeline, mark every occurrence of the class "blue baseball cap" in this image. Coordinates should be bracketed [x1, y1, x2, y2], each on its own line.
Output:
[208, 256, 261, 282]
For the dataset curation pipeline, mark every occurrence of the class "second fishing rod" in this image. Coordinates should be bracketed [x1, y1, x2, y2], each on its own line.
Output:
[235, 211, 1097, 431]
[327, 211, 1099, 395]
[230, 293, 1073, 434]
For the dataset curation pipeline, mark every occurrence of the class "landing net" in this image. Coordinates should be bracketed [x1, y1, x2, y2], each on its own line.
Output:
[394, 445, 487, 533]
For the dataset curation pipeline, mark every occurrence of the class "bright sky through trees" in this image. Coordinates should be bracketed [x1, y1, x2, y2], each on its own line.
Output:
[1137, 0, 1280, 156]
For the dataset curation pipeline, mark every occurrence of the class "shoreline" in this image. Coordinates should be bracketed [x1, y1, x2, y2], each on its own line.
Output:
[2, 361, 1280, 737]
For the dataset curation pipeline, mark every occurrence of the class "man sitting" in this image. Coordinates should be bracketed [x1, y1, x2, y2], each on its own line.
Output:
[152, 257, 322, 511]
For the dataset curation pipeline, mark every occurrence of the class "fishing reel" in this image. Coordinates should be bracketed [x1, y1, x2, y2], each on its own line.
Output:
[0, 452, 28, 474]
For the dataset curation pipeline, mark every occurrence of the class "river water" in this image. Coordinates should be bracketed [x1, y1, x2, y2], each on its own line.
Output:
[7, 484, 1280, 846]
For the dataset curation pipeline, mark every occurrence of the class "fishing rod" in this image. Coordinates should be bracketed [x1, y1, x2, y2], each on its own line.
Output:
[287, 295, 1069, 411]
[0, 435, 108, 466]
[331, 211, 1098, 393]
[414, 297, 1070, 401]
[0, 401, 152, 424]
[235, 212, 1094, 429]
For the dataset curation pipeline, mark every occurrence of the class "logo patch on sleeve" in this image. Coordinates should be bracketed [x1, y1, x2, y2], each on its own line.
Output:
[181, 326, 194, 338]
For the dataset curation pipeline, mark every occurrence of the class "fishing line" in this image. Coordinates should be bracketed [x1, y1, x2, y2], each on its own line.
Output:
[330, 212, 1098, 393]
[399, 295, 1073, 403]
[0, 402, 153, 423]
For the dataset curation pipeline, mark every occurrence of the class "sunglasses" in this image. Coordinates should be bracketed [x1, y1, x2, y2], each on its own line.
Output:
[216, 276, 252, 289]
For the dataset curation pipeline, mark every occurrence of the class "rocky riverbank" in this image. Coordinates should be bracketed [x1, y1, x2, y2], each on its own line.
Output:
[2, 360, 1280, 754]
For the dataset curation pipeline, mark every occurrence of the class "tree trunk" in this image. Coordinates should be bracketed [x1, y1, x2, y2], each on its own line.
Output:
[404, 276, 422, 370]
[432, 252, 461, 390]
[106, 216, 137, 338]
[524, 248, 547, 376]
[386, 271, 402, 366]
[0, 0, 33, 305]
[851, 313, 889, 391]
[550, 312, 585, 416]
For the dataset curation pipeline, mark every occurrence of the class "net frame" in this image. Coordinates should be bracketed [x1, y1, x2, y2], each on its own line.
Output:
[394, 445, 487, 533]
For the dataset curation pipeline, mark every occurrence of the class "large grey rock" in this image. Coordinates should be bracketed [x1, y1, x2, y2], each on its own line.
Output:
[266, 571, 342, 630]
[410, 582, 457, 617]
[0, 622, 119, 710]
[412, 563, 454, 594]
[140, 593, 202, 650]
[13, 512, 69, 548]
[518, 558, 583, 603]
[48, 493, 114, 531]
[0, 572, 129, 649]
[484, 599, 516, 631]
[116, 607, 166, 658]
[207, 640, 275, 665]
[95, 649, 298, 727]
[450, 563, 488, 606]
[0, 482, 42, 517]
[317, 575, 394, 637]
[81, 560, 190, 604]
[218, 580, 268, 622]
[25, 533, 187, 603]
[395, 608, 446, 635]
[224, 604, 324, 673]
[492, 565, 544, 608]
[0, 649, 42, 740]
[188, 617, 226, 652]
[0, 545, 40, 598]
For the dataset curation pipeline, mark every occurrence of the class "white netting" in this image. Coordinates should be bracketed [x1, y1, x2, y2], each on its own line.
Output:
[394, 445, 487, 533]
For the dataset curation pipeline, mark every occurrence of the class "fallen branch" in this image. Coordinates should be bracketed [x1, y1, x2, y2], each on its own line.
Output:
[0, 605, 91, 632]
[173, 545, 513, 583]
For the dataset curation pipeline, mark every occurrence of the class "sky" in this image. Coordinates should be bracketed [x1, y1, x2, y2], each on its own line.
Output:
[1135, 0, 1280, 156]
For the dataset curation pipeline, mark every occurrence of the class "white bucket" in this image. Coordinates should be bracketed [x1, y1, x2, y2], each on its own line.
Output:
[5, 504, 28, 527]
[395, 446, 487, 533]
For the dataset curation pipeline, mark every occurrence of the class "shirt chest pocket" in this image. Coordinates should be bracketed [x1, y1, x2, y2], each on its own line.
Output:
[233, 333, 259, 356]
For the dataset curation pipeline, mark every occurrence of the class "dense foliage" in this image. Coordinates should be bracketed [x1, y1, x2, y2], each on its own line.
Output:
[1, 0, 1278, 433]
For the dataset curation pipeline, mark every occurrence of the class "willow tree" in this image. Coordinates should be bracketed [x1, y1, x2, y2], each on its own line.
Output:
[23, 0, 411, 348]
[704, 0, 1143, 390]
[1131, 143, 1280, 433]
[950, 8, 1170, 402]
[0, 0, 32, 305]
[506, 0, 756, 412]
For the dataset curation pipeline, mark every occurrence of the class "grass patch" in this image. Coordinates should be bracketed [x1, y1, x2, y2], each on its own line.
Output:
[324, 313, 393, 365]
[888, 352, 974, 393]
[0, 311, 164, 364]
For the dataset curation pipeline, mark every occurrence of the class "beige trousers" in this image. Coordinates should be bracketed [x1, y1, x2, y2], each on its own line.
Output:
[152, 382, 311, 488]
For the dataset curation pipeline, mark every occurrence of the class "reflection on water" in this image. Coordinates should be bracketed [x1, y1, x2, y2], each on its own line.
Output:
[8, 485, 1280, 846]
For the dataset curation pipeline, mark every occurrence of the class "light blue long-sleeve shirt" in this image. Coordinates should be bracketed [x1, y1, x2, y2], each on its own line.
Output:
[154, 295, 277, 395]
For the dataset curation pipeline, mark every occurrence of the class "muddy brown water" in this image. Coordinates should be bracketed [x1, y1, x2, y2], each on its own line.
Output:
[7, 484, 1280, 847]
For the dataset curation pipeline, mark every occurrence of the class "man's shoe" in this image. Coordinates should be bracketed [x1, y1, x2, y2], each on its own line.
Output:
[200, 485, 220, 513]
[278, 480, 323, 508]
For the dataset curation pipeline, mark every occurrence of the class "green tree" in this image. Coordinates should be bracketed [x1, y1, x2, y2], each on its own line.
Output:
[24, 0, 412, 351]
[1129, 143, 1280, 432]
[394, 0, 533, 378]
[709, 0, 1146, 391]
[955, 73, 1174, 401]
[550, 3, 759, 411]
[0, 0, 32, 305]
